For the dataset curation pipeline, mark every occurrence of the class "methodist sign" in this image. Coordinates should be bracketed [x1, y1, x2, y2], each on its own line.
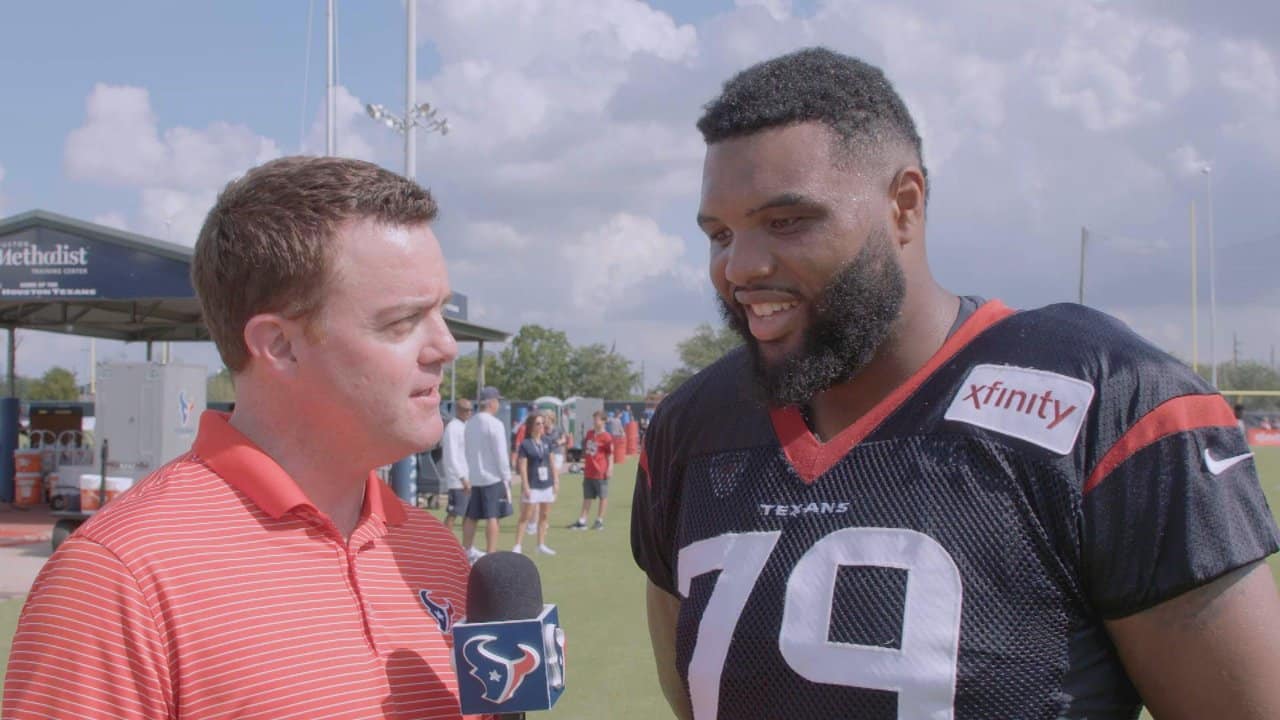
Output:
[0, 218, 192, 302]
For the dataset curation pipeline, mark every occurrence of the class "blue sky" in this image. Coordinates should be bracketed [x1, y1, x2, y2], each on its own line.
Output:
[1, 0, 1278, 388]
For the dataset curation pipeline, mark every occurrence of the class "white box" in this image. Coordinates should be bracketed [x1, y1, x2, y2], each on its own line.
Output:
[95, 362, 206, 473]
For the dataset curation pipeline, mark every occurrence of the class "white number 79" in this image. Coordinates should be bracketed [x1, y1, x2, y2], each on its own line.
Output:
[677, 527, 963, 720]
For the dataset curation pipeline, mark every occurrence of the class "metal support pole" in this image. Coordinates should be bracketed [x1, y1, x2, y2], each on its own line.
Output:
[477, 341, 486, 399]
[6, 328, 14, 397]
[326, 0, 336, 156]
[405, 0, 416, 179]
[1190, 201, 1198, 373]
[1205, 168, 1218, 388]
[1078, 226, 1087, 305]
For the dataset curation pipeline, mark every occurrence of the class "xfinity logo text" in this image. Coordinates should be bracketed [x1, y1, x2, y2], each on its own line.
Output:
[945, 364, 1095, 455]
[0, 243, 89, 268]
[959, 381, 1078, 430]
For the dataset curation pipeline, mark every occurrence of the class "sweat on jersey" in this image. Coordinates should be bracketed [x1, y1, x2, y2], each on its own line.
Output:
[632, 300, 1279, 720]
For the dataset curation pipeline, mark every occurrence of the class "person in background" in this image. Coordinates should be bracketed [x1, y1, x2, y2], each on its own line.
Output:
[4, 156, 471, 718]
[568, 410, 612, 531]
[463, 385, 512, 562]
[544, 409, 568, 480]
[440, 398, 472, 530]
[513, 412, 561, 555]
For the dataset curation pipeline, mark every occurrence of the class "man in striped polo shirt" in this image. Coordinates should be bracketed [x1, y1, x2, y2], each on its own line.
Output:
[4, 157, 479, 719]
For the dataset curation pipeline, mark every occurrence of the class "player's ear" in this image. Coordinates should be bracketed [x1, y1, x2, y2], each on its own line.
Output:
[242, 313, 300, 373]
[889, 166, 926, 245]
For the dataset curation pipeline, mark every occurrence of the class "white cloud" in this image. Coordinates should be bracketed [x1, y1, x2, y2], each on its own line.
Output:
[559, 212, 700, 309]
[91, 211, 128, 231]
[1170, 144, 1209, 178]
[734, 0, 792, 22]
[65, 84, 279, 191]
[1219, 40, 1279, 113]
[63, 83, 282, 245]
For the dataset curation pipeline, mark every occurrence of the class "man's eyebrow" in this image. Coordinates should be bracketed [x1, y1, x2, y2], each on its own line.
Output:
[696, 193, 819, 227]
[372, 297, 440, 322]
[745, 192, 816, 216]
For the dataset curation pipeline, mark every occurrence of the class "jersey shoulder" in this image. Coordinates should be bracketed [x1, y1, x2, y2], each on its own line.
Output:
[972, 302, 1212, 399]
[649, 347, 775, 462]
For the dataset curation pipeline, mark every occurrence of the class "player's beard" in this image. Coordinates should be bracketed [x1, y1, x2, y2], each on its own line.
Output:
[719, 228, 906, 407]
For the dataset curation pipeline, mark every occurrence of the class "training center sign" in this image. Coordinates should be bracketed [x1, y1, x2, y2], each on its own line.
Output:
[0, 224, 192, 301]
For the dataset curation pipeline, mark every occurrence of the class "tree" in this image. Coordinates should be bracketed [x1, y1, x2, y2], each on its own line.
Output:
[489, 325, 574, 400]
[658, 323, 742, 393]
[569, 343, 640, 399]
[207, 368, 236, 403]
[1218, 361, 1280, 411]
[28, 367, 80, 402]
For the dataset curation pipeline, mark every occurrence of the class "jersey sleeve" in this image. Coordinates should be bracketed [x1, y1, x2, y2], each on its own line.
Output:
[631, 403, 681, 597]
[1080, 392, 1280, 618]
[3, 538, 173, 719]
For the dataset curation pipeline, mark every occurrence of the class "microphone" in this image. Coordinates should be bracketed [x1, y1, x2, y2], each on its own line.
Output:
[454, 552, 566, 717]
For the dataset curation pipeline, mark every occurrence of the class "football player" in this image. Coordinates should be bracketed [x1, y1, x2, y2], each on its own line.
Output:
[632, 47, 1280, 720]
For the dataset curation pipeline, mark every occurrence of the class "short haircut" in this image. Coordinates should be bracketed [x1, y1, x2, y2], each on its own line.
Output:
[592, 411, 605, 421]
[455, 398, 473, 413]
[697, 47, 927, 186]
[192, 156, 439, 372]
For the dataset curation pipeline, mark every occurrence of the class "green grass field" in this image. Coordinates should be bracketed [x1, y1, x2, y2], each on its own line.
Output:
[2, 448, 1278, 717]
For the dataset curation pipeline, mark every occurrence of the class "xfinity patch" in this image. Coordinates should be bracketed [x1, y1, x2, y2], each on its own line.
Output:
[945, 364, 1095, 454]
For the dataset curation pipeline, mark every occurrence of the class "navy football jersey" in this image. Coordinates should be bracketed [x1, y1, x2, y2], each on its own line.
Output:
[631, 300, 1279, 720]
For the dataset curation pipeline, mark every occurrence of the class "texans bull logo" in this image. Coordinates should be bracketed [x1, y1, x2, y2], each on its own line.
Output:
[462, 634, 542, 704]
[418, 590, 455, 632]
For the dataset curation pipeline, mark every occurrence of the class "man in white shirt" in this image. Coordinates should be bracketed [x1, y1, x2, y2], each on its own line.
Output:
[462, 386, 512, 561]
[440, 398, 472, 530]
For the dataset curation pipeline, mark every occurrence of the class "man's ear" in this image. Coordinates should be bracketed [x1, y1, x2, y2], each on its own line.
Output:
[242, 313, 300, 373]
[889, 166, 927, 244]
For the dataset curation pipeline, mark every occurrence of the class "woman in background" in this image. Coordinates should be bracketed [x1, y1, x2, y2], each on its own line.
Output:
[513, 413, 560, 555]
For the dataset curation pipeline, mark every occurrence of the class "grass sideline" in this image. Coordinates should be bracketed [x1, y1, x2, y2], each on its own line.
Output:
[1, 449, 1278, 717]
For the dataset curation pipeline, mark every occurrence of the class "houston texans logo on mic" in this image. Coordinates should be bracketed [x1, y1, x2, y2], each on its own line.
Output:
[461, 634, 542, 704]
[418, 590, 455, 633]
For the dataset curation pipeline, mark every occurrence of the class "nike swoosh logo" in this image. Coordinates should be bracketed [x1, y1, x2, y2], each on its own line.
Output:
[1204, 449, 1254, 476]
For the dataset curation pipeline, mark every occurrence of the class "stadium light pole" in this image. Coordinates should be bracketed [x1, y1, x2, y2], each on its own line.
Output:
[364, 2, 449, 179]
[1203, 165, 1217, 388]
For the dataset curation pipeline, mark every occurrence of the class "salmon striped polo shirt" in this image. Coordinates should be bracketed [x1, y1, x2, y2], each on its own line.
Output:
[3, 411, 480, 720]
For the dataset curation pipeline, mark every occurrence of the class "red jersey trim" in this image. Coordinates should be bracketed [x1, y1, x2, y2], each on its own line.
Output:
[192, 411, 406, 526]
[1083, 394, 1235, 495]
[771, 299, 1017, 484]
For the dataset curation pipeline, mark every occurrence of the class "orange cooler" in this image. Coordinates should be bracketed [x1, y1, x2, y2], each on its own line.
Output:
[14, 472, 42, 507]
[80, 474, 134, 511]
[14, 449, 42, 474]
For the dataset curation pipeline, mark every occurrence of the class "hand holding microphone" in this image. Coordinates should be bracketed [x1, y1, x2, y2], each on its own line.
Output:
[454, 552, 566, 718]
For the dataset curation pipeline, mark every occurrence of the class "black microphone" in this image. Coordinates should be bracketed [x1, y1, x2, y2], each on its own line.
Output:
[454, 552, 566, 717]
[467, 551, 543, 622]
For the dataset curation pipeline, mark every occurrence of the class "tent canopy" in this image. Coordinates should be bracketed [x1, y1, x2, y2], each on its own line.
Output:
[0, 209, 509, 344]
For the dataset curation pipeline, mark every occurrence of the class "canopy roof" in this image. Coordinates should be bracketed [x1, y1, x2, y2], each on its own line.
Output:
[0, 210, 509, 343]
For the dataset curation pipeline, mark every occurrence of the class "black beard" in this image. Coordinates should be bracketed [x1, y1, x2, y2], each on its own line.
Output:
[719, 229, 906, 407]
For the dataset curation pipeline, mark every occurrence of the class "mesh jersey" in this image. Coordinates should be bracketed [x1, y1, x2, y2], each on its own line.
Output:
[632, 300, 1279, 720]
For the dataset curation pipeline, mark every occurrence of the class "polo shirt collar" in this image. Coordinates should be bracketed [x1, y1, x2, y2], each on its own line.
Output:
[192, 411, 407, 526]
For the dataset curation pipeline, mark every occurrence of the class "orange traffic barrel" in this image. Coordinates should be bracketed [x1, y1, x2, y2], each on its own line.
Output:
[625, 421, 640, 455]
